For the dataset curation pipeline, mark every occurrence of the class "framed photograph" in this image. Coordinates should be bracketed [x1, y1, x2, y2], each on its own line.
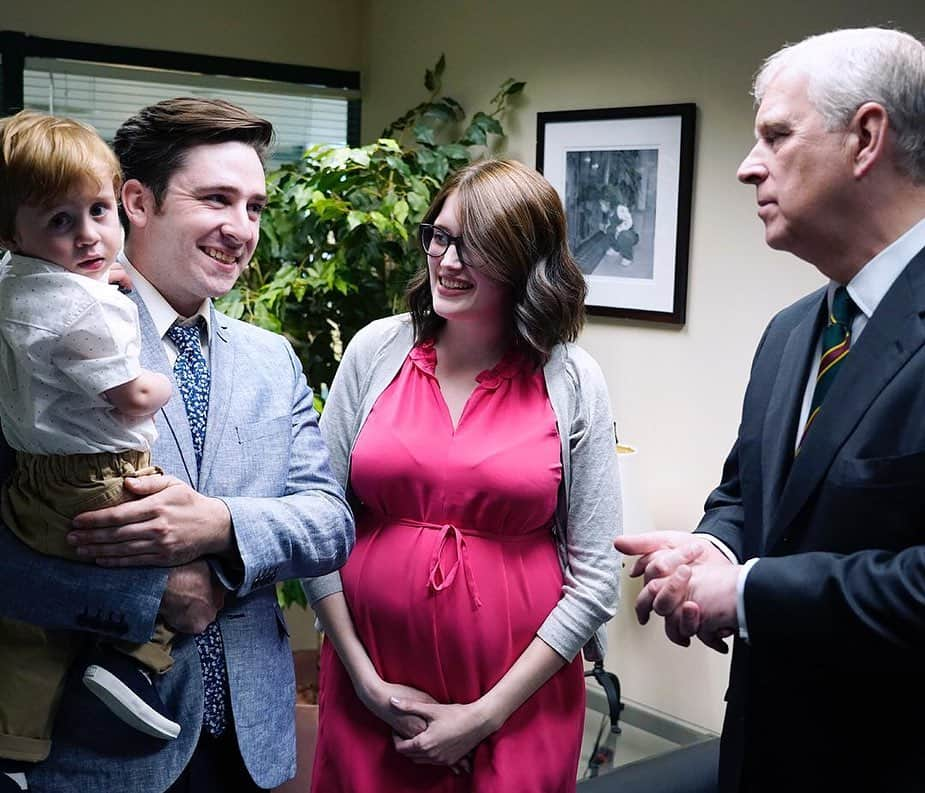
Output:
[537, 103, 696, 324]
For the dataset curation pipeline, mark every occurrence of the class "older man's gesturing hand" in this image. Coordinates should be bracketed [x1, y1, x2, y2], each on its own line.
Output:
[615, 531, 738, 652]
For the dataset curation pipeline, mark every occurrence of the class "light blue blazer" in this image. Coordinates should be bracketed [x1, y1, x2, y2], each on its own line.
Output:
[0, 290, 354, 792]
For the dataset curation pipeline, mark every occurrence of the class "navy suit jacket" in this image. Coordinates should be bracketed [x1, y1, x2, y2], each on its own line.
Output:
[697, 245, 925, 792]
[0, 290, 353, 792]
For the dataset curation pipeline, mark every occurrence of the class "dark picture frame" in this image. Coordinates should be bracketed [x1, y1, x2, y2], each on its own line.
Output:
[537, 103, 696, 324]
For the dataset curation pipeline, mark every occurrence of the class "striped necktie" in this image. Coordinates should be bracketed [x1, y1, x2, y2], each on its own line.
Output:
[166, 319, 229, 736]
[797, 286, 859, 451]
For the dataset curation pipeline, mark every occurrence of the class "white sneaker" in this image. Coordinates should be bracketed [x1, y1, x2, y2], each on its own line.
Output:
[82, 656, 181, 740]
[2, 772, 27, 791]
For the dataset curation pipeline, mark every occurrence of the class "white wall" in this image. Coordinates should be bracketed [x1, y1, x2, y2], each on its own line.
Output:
[2, 0, 362, 70]
[360, 0, 924, 732]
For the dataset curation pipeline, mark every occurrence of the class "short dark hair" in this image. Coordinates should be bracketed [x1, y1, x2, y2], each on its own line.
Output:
[408, 159, 587, 366]
[113, 97, 273, 227]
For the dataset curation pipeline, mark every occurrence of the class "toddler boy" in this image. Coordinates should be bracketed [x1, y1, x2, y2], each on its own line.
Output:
[0, 111, 180, 791]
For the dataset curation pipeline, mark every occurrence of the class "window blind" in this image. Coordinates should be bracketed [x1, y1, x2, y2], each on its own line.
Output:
[23, 58, 348, 167]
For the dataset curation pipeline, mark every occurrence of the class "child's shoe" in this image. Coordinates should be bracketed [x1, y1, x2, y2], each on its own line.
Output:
[82, 649, 181, 740]
[0, 772, 27, 791]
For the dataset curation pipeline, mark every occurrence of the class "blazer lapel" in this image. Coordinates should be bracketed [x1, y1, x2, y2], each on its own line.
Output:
[198, 306, 233, 489]
[759, 290, 825, 545]
[768, 247, 925, 549]
[126, 289, 198, 486]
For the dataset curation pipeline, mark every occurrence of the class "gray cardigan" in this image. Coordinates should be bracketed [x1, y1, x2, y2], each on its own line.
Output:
[305, 314, 622, 661]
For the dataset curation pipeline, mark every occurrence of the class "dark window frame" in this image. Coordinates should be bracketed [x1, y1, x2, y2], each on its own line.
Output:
[0, 30, 361, 146]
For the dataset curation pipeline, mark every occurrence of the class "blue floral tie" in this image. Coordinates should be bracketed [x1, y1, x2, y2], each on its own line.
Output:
[166, 319, 229, 736]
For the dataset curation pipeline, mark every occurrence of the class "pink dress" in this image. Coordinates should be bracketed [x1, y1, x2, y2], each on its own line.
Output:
[311, 342, 586, 792]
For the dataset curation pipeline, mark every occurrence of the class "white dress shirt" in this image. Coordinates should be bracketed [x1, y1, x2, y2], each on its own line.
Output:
[119, 254, 212, 365]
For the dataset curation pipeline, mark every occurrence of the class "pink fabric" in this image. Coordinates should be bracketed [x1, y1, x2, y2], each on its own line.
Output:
[312, 342, 585, 792]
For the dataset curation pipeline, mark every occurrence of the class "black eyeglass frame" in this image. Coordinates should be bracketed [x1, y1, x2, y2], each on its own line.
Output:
[419, 223, 467, 265]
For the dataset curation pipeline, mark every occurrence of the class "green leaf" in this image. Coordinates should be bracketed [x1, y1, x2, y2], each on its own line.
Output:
[472, 111, 503, 135]
[435, 54, 446, 77]
[424, 68, 436, 92]
[344, 150, 368, 168]
[413, 123, 437, 146]
[276, 579, 308, 609]
[253, 302, 282, 333]
[407, 191, 429, 214]
[369, 211, 390, 233]
[462, 123, 487, 146]
[346, 210, 368, 230]
[442, 96, 465, 117]
[385, 155, 411, 177]
[505, 80, 526, 97]
[431, 152, 450, 183]
[437, 143, 470, 162]
[416, 147, 437, 171]
[393, 199, 409, 225]
[422, 102, 455, 122]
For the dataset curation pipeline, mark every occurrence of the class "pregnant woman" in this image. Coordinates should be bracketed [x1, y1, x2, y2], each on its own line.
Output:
[308, 159, 622, 792]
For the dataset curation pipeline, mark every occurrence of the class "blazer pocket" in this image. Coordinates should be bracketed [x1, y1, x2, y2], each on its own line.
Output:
[232, 416, 292, 495]
[235, 415, 292, 444]
[831, 449, 925, 488]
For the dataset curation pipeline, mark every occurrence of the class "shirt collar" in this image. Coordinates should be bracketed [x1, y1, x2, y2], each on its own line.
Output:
[118, 252, 212, 341]
[841, 215, 925, 318]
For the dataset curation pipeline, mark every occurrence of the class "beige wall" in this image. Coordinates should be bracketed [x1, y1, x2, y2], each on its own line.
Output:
[362, 0, 923, 732]
[2, 0, 362, 71]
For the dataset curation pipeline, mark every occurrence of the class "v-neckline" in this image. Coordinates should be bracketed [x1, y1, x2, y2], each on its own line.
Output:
[409, 341, 526, 433]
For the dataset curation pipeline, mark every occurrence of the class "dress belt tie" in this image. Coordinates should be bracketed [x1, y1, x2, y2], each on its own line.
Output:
[400, 519, 483, 610]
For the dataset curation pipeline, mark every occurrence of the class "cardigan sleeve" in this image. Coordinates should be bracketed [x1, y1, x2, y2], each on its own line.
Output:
[537, 348, 623, 661]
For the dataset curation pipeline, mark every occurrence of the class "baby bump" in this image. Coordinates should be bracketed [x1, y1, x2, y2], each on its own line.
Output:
[341, 514, 565, 697]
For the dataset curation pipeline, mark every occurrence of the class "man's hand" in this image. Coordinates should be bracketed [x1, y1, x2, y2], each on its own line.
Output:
[68, 475, 232, 566]
[160, 560, 225, 633]
[615, 531, 737, 652]
[615, 530, 729, 588]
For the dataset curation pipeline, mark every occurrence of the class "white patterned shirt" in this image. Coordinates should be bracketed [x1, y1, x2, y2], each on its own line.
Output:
[0, 254, 156, 454]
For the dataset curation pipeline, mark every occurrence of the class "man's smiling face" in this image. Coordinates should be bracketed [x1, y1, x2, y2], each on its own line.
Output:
[129, 140, 266, 316]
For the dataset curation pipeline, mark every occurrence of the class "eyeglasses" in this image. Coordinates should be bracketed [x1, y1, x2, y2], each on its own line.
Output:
[419, 223, 467, 264]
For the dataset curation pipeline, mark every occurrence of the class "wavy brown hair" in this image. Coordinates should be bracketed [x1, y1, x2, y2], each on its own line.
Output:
[407, 159, 586, 366]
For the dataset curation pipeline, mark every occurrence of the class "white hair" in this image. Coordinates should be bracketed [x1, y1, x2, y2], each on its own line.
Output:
[754, 27, 925, 183]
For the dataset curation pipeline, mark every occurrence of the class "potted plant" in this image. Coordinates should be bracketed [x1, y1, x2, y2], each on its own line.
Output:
[218, 55, 524, 396]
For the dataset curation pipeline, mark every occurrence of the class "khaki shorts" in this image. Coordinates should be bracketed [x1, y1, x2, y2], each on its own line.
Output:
[2, 448, 161, 558]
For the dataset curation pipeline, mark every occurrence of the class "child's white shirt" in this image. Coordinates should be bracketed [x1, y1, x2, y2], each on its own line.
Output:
[0, 253, 157, 454]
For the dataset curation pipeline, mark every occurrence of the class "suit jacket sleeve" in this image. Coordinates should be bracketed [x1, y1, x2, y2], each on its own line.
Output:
[219, 341, 354, 597]
[0, 434, 166, 643]
[694, 438, 747, 562]
[745, 547, 925, 648]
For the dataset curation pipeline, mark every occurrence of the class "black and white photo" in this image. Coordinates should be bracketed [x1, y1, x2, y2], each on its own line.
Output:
[537, 104, 696, 323]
